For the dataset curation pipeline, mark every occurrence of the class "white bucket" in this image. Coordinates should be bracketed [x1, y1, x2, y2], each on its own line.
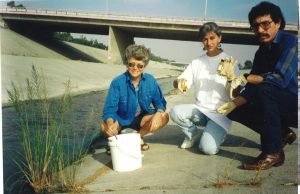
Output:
[108, 133, 142, 172]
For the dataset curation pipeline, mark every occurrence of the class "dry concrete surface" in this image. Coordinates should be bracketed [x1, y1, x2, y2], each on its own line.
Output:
[74, 89, 297, 194]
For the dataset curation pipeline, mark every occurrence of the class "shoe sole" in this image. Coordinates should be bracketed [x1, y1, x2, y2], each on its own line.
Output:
[243, 160, 284, 170]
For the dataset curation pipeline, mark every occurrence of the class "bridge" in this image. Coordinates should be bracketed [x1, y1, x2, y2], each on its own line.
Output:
[0, 8, 298, 64]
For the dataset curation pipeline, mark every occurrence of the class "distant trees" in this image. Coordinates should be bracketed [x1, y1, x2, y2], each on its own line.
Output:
[54, 32, 73, 41]
[238, 60, 253, 70]
[6, 1, 14, 7]
[54, 32, 172, 63]
[244, 60, 253, 69]
[7, 1, 26, 9]
[53, 32, 108, 50]
[149, 53, 175, 63]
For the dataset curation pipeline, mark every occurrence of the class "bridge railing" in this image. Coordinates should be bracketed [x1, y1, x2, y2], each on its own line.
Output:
[0, 7, 298, 31]
[0, 7, 251, 27]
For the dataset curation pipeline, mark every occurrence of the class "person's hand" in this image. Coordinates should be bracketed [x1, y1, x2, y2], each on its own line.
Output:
[104, 120, 119, 137]
[217, 101, 237, 116]
[177, 78, 188, 93]
[217, 57, 237, 81]
[231, 74, 247, 89]
[149, 111, 165, 131]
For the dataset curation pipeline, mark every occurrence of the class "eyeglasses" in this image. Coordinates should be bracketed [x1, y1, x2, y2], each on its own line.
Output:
[128, 63, 145, 69]
[250, 21, 273, 31]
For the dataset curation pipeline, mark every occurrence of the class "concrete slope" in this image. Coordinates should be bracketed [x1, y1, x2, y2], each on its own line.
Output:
[2, 55, 181, 105]
[63, 41, 109, 63]
[1, 27, 68, 60]
[1, 27, 182, 105]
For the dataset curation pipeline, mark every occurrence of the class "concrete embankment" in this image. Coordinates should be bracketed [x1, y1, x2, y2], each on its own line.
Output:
[1, 27, 182, 106]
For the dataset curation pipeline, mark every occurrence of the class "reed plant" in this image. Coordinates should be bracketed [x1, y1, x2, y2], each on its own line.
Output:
[7, 65, 92, 193]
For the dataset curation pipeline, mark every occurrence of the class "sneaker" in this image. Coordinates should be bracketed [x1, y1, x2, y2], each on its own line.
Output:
[180, 134, 200, 149]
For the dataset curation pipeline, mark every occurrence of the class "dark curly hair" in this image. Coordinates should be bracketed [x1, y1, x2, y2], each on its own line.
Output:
[248, 1, 286, 30]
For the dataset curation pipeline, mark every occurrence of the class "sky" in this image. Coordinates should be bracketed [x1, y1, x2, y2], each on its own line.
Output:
[0, 0, 298, 63]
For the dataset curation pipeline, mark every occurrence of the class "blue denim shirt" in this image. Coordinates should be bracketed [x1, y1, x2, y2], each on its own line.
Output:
[244, 30, 297, 96]
[103, 71, 166, 127]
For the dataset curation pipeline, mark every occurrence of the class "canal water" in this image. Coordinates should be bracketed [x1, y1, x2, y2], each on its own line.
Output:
[2, 76, 177, 193]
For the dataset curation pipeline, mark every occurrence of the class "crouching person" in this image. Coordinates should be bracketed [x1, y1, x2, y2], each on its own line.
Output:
[100, 44, 169, 152]
[170, 22, 239, 155]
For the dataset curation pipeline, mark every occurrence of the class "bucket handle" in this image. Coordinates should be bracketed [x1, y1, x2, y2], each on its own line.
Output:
[114, 144, 142, 159]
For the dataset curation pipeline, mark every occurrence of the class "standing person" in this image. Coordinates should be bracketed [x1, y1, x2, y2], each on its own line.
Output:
[217, 1, 297, 170]
[101, 44, 169, 151]
[170, 22, 240, 155]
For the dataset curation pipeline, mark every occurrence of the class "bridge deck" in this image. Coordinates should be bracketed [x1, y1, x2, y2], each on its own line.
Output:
[0, 8, 298, 45]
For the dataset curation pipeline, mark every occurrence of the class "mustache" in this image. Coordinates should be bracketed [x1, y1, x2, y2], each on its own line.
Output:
[257, 33, 269, 37]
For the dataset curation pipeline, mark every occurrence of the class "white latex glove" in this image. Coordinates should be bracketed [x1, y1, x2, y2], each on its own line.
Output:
[177, 78, 188, 93]
[217, 57, 237, 81]
[225, 82, 234, 100]
[231, 74, 247, 89]
[217, 101, 237, 116]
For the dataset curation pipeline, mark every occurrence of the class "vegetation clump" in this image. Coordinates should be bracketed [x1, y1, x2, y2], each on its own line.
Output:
[7, 65, 92, 193]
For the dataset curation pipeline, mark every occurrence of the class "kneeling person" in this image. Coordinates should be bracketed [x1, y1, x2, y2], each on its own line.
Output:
[170, 22, 239, 155]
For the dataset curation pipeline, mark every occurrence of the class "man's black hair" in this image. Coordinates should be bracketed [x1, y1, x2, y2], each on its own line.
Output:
[248, 1, 286, 30]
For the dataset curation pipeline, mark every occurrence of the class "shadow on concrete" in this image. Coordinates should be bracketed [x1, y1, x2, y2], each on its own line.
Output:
[217, 149, 256, 166]
[144, 125, 182, 146]
[37, 38, 103, 63]
[144, 124, 260, 149]
[91, 152, 113, 170]
[142, 124, 260, 166]
[88, 123, 261, 171]
[222, 134, 260, 149]
[89, 133, 108, 151]
[8, 28, 103, 63]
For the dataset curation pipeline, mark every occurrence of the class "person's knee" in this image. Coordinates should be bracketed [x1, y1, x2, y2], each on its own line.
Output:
[199, 132, 220, 155]
[155, 112, 169, 130]
[199, 142, 219, 155]
[162, 112, 170, 126]
[148, 112, 169, 132]
[170, 106, 181, 122]
[256, 83, 274, 97]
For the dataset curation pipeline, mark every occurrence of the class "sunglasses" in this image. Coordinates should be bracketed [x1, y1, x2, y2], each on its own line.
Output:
[128, 63, 145, 69]
[250, 21, 273, 31]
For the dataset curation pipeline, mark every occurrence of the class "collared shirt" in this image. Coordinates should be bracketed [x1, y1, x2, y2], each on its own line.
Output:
[103, 71, 166, 127]
[249, 30, 298, 95]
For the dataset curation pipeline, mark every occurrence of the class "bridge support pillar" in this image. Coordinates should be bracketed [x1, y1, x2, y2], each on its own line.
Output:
[108, 26, 133, 65]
